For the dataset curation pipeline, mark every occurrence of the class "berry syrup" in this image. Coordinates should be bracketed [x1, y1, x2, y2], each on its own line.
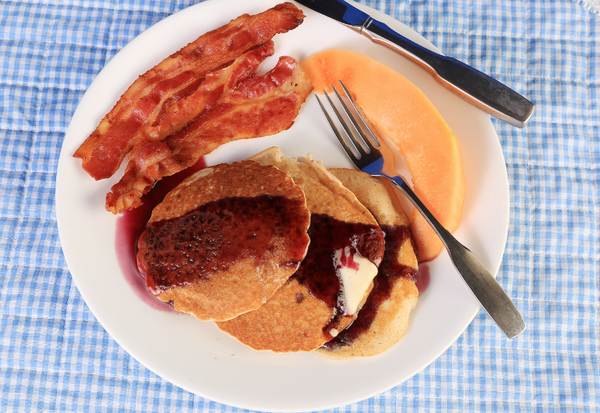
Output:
[114, 158, 207, 312]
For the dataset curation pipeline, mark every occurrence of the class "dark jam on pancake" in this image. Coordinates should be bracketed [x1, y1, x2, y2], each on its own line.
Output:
[138, 195, 310, 296]
[322, 224, 418, 350]
[292, 213, 385, 340]
[115, 158, 206, 312]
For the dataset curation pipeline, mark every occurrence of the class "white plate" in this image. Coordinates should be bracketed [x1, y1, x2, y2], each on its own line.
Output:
[56, 0, 509, 411]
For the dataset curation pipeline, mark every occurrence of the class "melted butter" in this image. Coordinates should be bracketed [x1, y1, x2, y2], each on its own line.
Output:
[335, 247, 378, 315]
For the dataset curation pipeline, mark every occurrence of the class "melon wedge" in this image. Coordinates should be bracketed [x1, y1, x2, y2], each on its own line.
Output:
[301, 49, 465, 262]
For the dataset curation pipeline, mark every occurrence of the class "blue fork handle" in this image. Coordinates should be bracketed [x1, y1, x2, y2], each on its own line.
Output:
[384, 174, 526, 339]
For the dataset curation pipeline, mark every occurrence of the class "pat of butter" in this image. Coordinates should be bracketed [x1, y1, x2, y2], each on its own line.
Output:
[334, 247, 378, 315]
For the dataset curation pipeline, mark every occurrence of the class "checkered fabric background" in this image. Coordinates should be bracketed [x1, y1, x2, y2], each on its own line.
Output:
[1, 0, 599, 411]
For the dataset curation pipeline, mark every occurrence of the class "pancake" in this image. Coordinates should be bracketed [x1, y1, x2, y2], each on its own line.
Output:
[136, 160, 311, 321]
[316, 168, 419, 359]
[215, 147, 385, 352]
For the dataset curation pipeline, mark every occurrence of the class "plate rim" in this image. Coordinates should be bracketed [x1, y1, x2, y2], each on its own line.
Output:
[55, 0, 510, 411]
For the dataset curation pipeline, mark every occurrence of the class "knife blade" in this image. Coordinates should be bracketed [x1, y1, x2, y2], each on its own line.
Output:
[295, 0, 535, 128]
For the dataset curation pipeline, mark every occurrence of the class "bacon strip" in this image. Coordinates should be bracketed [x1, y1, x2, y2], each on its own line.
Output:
[115, 40, 275, 169]
[140, 41, 274, 144]
[105, 56, 313, 214]
[74, 3, 304, 180]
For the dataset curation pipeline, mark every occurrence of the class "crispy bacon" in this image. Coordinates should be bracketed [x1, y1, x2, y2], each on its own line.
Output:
[105, 56, 313, 214]
[113, 40, 275, 168]
[74, 3, 304, 180]
[140, 41, 274, 144]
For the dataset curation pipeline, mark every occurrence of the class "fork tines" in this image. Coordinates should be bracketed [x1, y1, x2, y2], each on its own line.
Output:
[315, 81, 381, 162]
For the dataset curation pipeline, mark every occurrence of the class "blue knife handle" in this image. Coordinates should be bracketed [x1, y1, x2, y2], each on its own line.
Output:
[365, 20, 535, 128]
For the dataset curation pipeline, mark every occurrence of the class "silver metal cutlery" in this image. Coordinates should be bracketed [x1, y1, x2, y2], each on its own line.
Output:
[296, 0, 535, 128]
[316, 81, 526, 338]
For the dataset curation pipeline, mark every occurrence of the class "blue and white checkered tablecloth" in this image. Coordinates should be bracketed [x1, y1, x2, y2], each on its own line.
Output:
[1, 0, 599, 411]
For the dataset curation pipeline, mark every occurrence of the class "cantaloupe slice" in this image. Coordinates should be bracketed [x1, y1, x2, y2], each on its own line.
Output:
[301, 48, 465, 262]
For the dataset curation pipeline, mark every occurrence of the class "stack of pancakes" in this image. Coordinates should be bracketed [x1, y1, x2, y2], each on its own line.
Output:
[137, 147, 419, 358]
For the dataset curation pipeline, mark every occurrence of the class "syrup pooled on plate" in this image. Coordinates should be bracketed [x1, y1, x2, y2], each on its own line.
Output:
[114, 158, 206, 311]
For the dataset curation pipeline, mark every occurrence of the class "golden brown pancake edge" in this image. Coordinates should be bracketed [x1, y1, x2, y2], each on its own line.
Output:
[137, 159, 311, 322]
[315, 168, 419, 359]
[215, 148, 384, 352]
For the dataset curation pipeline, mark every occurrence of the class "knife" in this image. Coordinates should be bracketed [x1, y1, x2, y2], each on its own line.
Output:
[295, 0, 535, 128]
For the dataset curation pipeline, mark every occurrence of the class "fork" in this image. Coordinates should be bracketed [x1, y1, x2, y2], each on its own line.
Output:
[316, 81, 526, 339]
